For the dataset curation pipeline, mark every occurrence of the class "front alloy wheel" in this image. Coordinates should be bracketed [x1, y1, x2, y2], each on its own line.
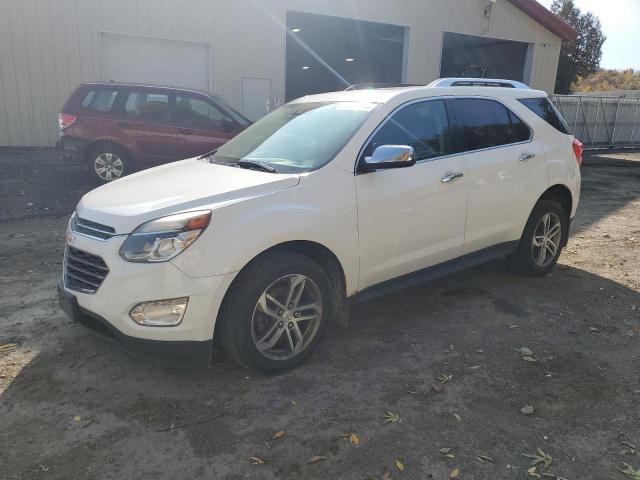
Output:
[251, 274, 323, 361]
[220, 251, 334, 373]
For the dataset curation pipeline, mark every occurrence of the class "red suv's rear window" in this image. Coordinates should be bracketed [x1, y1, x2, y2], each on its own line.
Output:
[81, 89, 119, 112]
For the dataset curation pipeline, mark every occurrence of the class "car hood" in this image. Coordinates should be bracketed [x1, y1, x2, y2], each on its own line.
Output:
[76, 158, 300, 234]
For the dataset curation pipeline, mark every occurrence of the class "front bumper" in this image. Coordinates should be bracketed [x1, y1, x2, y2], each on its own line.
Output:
[58, 232, 237, 365]
[58, 282, 211, 366]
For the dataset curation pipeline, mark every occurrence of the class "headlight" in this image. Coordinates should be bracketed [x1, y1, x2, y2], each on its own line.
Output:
[119, 211, 211, 263]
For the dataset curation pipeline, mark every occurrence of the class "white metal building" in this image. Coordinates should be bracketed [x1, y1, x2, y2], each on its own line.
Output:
[0, 0, 575, 146]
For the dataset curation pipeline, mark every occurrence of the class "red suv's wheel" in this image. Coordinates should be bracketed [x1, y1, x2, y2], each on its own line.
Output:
[88, 145, 132, 183]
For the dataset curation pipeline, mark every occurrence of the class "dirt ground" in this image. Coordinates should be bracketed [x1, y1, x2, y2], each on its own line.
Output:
[0, 148, 639, 480]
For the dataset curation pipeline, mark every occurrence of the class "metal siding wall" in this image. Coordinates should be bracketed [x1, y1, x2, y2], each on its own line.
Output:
[0, 0, 562, 146]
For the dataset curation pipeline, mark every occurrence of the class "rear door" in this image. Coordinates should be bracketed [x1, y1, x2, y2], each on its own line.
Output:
[114, 88, 177, 167]
[452, 97, 545, 254]
[174, 93, 241, 160]
[355, 99, 468, 289]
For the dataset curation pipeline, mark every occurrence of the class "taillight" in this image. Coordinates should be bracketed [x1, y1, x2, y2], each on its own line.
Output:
[58, 113, 77, 131]
[572, 138, 583, 167]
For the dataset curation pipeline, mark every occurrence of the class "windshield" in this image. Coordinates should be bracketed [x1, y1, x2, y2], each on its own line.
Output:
[210, 101, 376, 173]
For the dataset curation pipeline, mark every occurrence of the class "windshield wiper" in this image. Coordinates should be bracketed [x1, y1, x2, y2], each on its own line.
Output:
[237, 160, 279, 173]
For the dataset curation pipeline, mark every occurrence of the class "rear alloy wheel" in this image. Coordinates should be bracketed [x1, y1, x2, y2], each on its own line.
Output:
[220, 251, 334, 373]
[513, 199, 568, 276]
[88, 145, 131, 183]
[531, 212, 562, 268]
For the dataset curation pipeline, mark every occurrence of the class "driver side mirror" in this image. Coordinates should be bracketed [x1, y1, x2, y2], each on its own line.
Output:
[363, 145, 416, 171]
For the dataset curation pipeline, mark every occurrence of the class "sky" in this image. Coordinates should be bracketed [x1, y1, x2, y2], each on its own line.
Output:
[538, 0, 640, 70]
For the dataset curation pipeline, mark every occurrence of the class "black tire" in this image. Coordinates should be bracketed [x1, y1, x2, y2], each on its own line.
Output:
[220, 251, 335, 374]
[512, 199, 568, 276]
[87, 144, 132, 183]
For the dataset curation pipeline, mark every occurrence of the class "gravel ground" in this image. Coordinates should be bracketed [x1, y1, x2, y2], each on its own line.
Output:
[0, 148, 639, 480]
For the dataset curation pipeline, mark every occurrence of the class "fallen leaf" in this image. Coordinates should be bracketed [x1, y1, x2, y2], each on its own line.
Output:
[621, 462, 640, 479]
[452, 413, 462, 422]
[272, 430, 285, 439]
[517, 347, 533, 356]
[521, 405, 535, 416]
[249, 456, 265, 464]
[522, 448, 553, 468]
[383, 411, 400, 423]
[450, 467, 460, 478]
[309, 455, 328, 464]
[382, 469, 392, 480]
[440, 448, 452, 454]
[475, 454, 495, 463]
[395, 459, 405, 471]
[522, 356, 538, 363]
[0, 343, 17, 353]
[350, 432, 360, 445]
[470, 365, 482, 370]
[73, 416, 82, 422]
[436, 373, 453, 384]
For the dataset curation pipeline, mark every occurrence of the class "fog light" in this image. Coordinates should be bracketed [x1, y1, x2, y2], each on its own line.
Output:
[129, 298, 189, 326]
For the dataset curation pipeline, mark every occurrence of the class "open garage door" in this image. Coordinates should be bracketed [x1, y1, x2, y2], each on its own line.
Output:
[101, 33, 209, 90]
[440, 32, 532, 83]
[285, 11, 407, 101]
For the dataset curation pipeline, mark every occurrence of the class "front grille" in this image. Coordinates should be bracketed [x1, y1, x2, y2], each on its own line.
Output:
[71, 215, 116, 240]
[64, 246, 109, 294]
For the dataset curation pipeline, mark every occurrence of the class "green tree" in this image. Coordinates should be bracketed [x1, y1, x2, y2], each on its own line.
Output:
[551, 0, 606, 94]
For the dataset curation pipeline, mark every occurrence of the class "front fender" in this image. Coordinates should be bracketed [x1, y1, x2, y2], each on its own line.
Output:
[171, 166, 360, 295]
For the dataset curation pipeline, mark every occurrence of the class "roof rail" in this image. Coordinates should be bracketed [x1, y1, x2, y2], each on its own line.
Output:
[345, 83, 424, 91]
[428, 78, 530, 89]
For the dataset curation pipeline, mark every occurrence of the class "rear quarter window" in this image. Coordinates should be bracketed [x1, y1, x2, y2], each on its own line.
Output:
[81, 89, 118, 112]
[518, 97, 570, 135]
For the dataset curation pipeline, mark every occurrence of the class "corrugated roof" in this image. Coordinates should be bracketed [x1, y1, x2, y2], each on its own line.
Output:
[508, 0, 578, 42]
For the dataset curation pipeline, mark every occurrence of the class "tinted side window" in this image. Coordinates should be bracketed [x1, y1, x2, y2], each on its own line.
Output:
[125, 92, 170, 122]
[81, 89, 118, 112]
[519, 97, 570, 134]
[175, 95, 232, 128]
[509, 111, 532, 143]
[362, 100, 453, 161]
[453, 99, 530, 151]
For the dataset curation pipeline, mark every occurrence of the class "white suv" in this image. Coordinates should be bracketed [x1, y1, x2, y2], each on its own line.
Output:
[58, 78, 582, 373]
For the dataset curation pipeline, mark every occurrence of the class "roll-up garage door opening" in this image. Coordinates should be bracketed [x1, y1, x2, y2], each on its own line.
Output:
[440, 32, 533, 84]
[285, 11, 407, 101]
[101, 33, 209, 91]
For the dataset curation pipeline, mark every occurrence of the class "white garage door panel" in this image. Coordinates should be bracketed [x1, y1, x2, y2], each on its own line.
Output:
[101, 33, 209, 90]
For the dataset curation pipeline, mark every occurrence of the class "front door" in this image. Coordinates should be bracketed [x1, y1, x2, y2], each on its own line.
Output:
[355, 99, 468, 290]
[174, 94, 240, 160]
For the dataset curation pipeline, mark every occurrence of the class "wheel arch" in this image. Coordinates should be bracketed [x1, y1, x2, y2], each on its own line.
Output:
[524, 184, 573, 247]
[213, 240, 348, 345]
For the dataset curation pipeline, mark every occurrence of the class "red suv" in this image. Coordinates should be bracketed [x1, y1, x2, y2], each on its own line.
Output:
[58, 82, 250, 182]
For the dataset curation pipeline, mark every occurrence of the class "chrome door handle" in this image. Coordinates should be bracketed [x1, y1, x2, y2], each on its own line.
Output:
[519, 152, 536, 162]
[441, 172, 464, 183]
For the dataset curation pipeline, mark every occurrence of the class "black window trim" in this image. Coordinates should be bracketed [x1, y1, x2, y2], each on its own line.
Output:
[355, 97, 459, 174]
[452, 96, 533, 155]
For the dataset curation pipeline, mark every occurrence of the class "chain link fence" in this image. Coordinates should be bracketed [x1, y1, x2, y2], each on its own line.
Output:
[550, 95, 640, 148]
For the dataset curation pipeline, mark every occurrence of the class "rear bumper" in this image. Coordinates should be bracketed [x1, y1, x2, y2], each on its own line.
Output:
[57, 136, 89, 160]
[58, 281, 212, 367]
